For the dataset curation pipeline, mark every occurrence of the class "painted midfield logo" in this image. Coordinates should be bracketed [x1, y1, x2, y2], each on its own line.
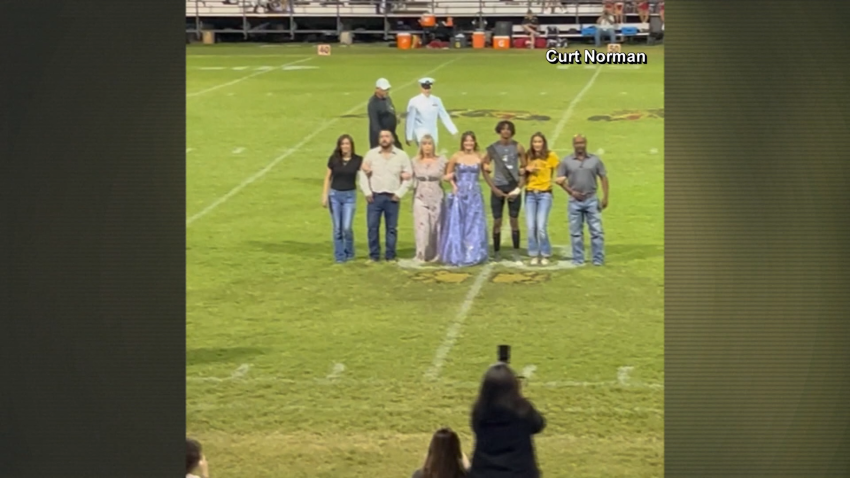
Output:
[412, 270, 472, 284]
[588, 108, 664, 122]
[490, 272, 550, 284]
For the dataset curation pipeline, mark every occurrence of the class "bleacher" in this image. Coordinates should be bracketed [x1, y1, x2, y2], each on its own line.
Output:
[186, 0, 660, 40]
[511, 22, 648, 41]
[185, 0, 633, 18]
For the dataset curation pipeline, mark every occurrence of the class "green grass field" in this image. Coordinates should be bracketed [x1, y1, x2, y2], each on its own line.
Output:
[187, 43, 664, 478]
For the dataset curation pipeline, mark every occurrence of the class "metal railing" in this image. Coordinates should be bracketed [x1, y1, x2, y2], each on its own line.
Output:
[186, 0, 659, 40]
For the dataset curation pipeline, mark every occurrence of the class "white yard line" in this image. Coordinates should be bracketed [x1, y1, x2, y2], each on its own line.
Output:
[325, 363, 346, 381]
[186, 57, 312, 98]
[424, 263, 495, 380]
[549, 66, 603, 148]
[617, 366, 634, 385]
[186, 57, 462, 227]
[231, 363, 251, 379]
[422, 67, 604, 380]
[521, 365, 537, 379]
[186, 374, 663, 390]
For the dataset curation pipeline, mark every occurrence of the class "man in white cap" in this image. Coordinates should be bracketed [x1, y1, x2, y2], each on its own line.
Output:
[404, 77, 457, 149]
[368, 78, 402, 149]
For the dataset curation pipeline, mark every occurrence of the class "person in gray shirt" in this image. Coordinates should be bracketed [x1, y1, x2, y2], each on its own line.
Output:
[554, 134, 609, 266]
[359, 130, 413, 262]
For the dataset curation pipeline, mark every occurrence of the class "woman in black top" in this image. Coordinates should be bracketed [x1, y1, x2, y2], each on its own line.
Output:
[321, 134, 363, 263]
[469, 363, 546, 478]
[411, 428, 469, 478]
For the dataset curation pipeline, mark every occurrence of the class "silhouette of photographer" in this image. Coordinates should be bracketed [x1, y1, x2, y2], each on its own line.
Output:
[468, 362, 546, 478]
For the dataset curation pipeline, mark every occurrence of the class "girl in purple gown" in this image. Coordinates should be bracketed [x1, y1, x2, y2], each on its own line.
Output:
[439, 132, 490, 267]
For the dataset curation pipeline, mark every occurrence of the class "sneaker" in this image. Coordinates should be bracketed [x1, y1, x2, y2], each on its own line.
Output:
[540, 258, 550, 266]
[530, 257, 540, 266]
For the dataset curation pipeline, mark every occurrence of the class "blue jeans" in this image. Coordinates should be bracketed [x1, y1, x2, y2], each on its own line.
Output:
[367, 193, 400, 261]
[525, 191, 553, 257]
[328, 189, 356, 262]
[568, 197, 604, 265]
[595, 28, 616, 47]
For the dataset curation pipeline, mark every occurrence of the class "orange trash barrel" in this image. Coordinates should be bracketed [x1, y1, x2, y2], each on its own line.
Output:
[493, 35, 511, 50]
[472, 31, 486, 49]
[420, 14, 436, 28]
[397, 32, 412, 49]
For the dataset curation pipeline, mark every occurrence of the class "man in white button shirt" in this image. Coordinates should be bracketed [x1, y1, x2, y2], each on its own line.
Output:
[404, 77, 458, 149]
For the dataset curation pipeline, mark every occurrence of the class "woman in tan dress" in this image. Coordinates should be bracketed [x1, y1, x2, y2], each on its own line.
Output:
[411, 135, 448, 262]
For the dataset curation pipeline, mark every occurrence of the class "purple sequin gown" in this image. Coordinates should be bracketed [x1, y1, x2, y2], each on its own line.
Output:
[439, 163, 489, 266]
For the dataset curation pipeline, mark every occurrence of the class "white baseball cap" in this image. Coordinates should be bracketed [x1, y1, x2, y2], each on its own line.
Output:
[375, 78, 391, 90]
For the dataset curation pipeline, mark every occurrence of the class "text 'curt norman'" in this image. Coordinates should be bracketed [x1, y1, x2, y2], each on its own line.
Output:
[546, 49, 648, 65]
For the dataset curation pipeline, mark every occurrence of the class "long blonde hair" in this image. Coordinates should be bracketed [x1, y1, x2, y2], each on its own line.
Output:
[417, 134, 437, 160]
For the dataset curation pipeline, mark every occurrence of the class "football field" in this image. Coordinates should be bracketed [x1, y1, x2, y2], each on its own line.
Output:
[187, 43, 664, 478]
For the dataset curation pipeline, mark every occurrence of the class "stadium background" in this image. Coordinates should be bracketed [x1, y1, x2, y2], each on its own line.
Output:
[186, 1, 663, 476]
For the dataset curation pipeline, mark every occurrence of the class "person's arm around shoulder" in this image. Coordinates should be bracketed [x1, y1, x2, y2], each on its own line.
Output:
[480, 149, 506, 197]
[555, 158, 583, 200]
[517, 143, 528, 189]
[547, 151, 560, 182]
[444, 153, 458, 194]
[394, 151, 414, 200]
[438, 155, 449, 183]
[554, 158, 567, 187]
[359, 152, 374, 202]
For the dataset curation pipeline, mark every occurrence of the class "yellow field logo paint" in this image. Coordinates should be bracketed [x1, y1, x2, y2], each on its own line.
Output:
[412, 270, 472, 284]
[588, 108, 664, 122]
[490, 272, 550, 284]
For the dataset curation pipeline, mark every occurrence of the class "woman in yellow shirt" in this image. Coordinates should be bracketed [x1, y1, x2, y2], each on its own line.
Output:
[523, 132, 560, 265]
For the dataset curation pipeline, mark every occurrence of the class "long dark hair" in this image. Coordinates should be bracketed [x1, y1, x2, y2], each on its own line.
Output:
[330, 134, 356, 166]
[527, 132, 550, 160]
[422, 428, 467, 478]
[186, 438, 202, 474]
[472, 363, 530, 422]
[459, 131, 479, 152]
